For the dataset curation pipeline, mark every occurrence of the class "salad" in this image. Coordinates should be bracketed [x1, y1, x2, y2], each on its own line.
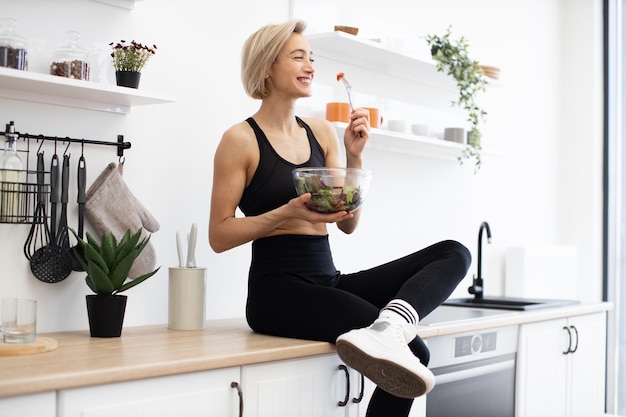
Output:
[294, 174, 363, 213]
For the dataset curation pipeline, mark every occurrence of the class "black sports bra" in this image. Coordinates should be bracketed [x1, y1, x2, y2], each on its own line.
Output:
[238, 117, 325, 216]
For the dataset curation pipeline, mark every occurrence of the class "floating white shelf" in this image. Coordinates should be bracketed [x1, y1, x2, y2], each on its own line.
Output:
[333, 123, 466, 161]
[307, 31, 456, 91]
[91, 0, 143, 9]
[311, 32, 500, 164]
[0, 67, 176, 114]
[308, 31, 503, 89]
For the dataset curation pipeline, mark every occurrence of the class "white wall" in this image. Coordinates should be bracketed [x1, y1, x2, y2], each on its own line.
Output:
[0, 0, 604, 333]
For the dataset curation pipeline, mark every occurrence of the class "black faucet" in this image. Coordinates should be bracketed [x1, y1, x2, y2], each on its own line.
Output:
[468, 221, 492, 300]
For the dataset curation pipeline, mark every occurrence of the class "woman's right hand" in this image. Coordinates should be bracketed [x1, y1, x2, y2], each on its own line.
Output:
[288, 193, 354, 224]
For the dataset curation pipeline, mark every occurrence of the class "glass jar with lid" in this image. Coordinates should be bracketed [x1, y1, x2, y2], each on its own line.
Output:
[0, 17, 28, 70]
[50, 31, 90, 80]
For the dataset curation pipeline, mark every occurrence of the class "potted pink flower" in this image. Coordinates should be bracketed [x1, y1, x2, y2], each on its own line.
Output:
[109, 40, 157, 88]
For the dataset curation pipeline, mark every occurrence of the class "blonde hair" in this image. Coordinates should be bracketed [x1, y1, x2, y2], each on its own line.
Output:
[241, 19, 307, 99]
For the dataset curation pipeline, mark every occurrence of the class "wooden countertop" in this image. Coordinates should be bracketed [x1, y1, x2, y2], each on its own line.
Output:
[0, 302, 611, 398]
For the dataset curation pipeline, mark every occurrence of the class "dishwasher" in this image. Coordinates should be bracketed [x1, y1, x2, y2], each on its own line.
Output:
[421, 311, 519, 417]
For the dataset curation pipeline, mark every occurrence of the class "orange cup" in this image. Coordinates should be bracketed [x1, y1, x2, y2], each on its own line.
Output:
[326, 102, 350, 123]
[365, 107, 383, 128]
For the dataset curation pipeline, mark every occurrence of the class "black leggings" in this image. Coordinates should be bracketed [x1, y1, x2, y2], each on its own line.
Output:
[246, 234, 471, 417]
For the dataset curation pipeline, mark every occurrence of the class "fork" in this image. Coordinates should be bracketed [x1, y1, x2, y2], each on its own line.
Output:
[337, 73, 363, 137]
[338, 75, 355, 111]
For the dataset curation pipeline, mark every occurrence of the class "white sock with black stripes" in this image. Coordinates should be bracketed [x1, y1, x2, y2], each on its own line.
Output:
[377, 299, 420, 342]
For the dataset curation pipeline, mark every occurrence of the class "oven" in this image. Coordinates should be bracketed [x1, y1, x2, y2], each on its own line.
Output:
[424, 324, 518, 417]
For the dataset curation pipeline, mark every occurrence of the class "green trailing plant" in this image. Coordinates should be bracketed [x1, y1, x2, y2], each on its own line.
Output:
[109, 40, 157, 72]
[425, 26, 488, 170]
[71, 228, 160, 296]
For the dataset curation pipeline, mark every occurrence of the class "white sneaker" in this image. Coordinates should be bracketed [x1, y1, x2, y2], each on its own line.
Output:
[335, 320, 435, 399]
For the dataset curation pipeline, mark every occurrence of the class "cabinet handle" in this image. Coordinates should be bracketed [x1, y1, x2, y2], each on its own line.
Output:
[569, 325, 579, 353]
[352, 373, 364, 403]
[231, 381, 244, 417]
[563, 326, 572, 354]
[338, 364, 350, 407]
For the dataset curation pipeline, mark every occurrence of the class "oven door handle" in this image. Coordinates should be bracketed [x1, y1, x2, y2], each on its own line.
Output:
[434, 359, 515, 385]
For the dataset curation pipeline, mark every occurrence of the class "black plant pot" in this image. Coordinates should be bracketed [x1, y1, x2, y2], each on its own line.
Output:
[115, 71, 141, 89]
[86, 294, 127, 338]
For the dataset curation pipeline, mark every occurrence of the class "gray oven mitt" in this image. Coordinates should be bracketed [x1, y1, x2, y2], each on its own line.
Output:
[84, 162, 160, 279]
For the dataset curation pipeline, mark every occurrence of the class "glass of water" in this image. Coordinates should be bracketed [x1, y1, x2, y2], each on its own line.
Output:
[1, 298, 36, 343]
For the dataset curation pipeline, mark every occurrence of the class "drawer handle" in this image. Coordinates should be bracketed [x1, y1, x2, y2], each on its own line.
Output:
[563, 326, 572, 354]
[563, 325, 580, 354]
[569, 325, 579, 353]
[352, 373, 364, 403]
[338, 364, 350, 407]
[231, 381, 244, 417]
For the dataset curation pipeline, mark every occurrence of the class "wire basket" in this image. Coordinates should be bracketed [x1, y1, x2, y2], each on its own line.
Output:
[0, 170, 48, 224]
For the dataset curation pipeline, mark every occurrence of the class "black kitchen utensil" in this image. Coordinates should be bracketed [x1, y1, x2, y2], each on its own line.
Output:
[49, 152, 59, 243]
[56, 154, 70, 250]
[28, 152, 73, 283]
[23, 152, 48, 261]
[71, 154, 86, 271]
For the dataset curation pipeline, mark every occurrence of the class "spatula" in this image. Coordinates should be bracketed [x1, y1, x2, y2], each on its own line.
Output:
[186, 223, 197, 268]
[71, 155, 87, 271]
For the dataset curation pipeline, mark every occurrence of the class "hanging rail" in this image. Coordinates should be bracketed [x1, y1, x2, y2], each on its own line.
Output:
[0, 125, 131, 158]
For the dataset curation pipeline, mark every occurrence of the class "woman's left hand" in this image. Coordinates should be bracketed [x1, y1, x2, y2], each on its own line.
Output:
[344, 108, 370, 158]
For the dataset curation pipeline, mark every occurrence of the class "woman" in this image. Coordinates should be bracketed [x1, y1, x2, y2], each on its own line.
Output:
[209, 19, 471, 417]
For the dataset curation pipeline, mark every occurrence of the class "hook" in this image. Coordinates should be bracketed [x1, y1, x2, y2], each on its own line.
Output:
[37, 137, 45, 154]
[54, 137, 57, 153]
[63, 139, 71, 156]
[81, 139, 84, 157]
[116, 134, 126, 159]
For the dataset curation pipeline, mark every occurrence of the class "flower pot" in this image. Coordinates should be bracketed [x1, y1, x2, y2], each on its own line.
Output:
[115, 71, 141, 89]
[86, 294, 127, 337]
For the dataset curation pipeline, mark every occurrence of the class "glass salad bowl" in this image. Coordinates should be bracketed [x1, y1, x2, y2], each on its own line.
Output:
[292, 167, 373, 213]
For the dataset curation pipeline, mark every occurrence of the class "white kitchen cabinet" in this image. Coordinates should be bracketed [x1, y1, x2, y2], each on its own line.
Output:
[0, 66, 176, 114]
[241, 353, 425, 417]
[57, 367, 241, 417]
[0, 391, 56, 417]
[515, 312, 607, 417]
[241, 354, 371, 417]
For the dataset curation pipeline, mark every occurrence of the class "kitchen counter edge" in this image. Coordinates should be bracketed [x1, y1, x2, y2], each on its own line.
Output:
[0, 301, 611, 398]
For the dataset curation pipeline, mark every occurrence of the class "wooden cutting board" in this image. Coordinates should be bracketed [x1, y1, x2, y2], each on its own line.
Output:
[0, 337, 58, 356]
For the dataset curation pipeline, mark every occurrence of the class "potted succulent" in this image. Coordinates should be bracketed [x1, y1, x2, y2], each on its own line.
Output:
[425, 27, 488, 170]
[72, 228, 160, 337]
[109, 40, 157, 88]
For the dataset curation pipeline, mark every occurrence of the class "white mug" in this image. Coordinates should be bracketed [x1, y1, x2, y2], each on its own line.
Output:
[387, 120, 408, 133]
[411, 124, 429, 137]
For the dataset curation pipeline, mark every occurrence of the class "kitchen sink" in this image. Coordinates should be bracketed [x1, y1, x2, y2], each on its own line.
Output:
[420, 305, 512, 325]
[443, 296, 580, 311]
